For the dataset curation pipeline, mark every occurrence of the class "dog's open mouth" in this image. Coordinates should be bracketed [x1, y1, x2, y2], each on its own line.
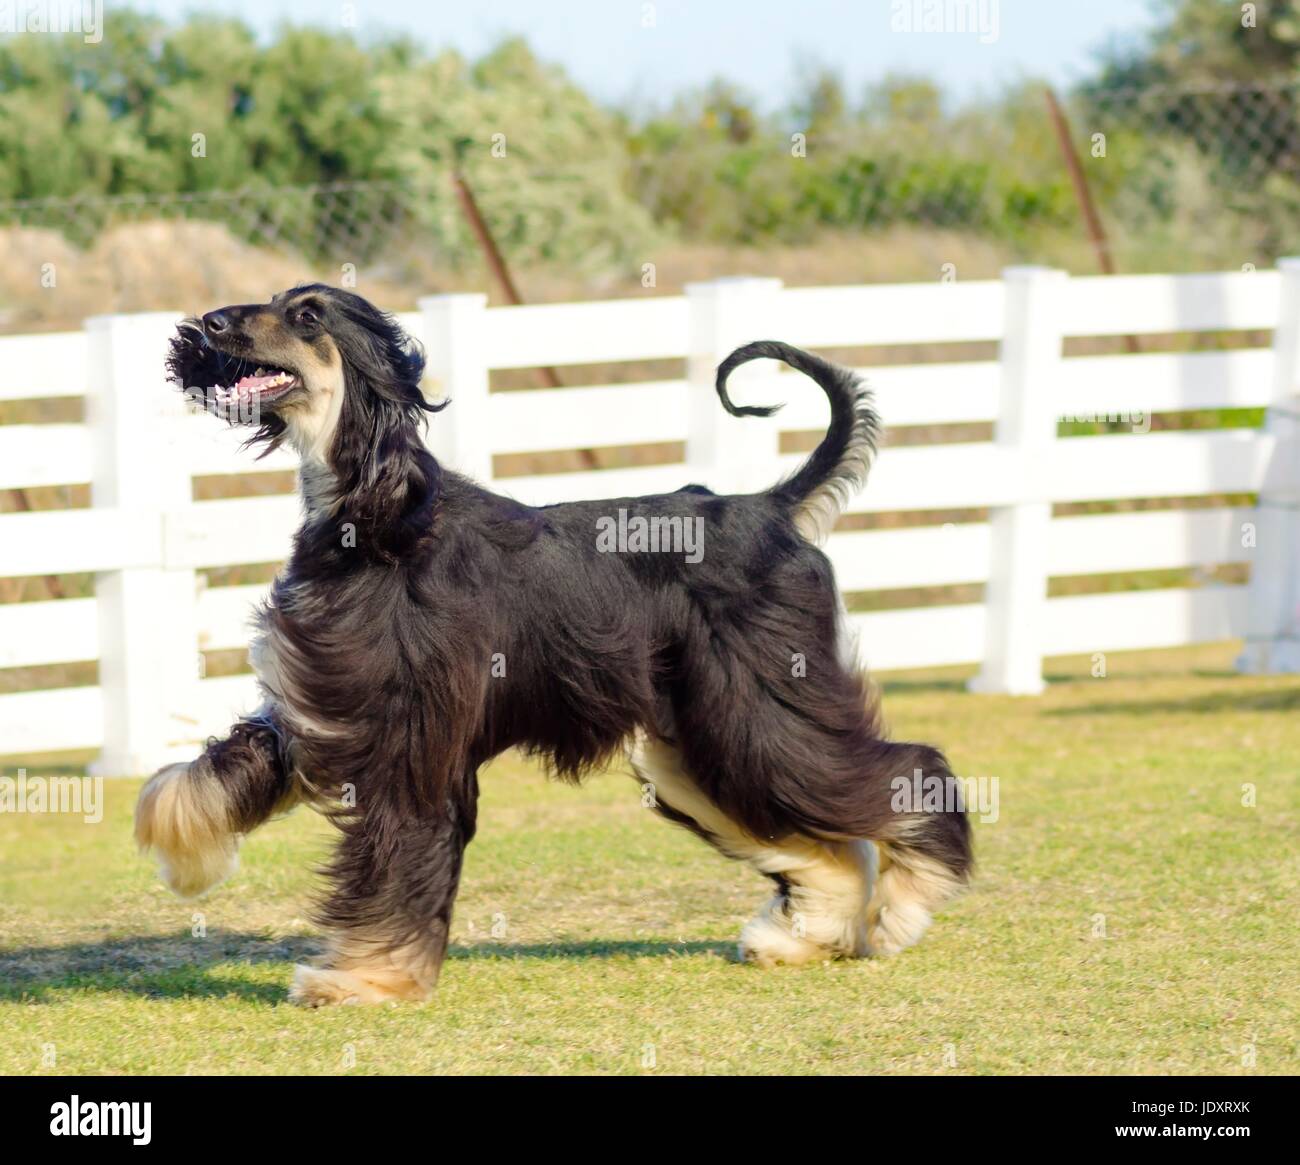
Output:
[167, 321, 305, 421]
[211, 366, 301, 407]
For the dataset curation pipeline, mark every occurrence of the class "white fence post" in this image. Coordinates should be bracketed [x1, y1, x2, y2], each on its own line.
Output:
[969, 267, 1067, 695]
[1238, 256, 1300, 674]
[87, 312, 199, 777]
[419, 293, 492, 483]
[686, 277, 784, 493]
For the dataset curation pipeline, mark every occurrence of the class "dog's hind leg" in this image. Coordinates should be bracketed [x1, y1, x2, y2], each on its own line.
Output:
[290, 778, 478, 1007]
[628, 734, 875, 966]
[135, 709, 298, 898]
[858, 743, 973, 956]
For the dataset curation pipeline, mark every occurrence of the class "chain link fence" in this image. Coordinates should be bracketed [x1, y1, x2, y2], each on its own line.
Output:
[2, 79, 1298, 330]
[1074, 78, 1300, 267]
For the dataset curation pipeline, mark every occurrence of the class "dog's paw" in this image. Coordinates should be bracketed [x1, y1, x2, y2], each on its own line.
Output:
[289, 964, 428, 1007]
[738, 912, 835, 968]
[865, 901, 932, 957]
[289, 965, 367, 1007]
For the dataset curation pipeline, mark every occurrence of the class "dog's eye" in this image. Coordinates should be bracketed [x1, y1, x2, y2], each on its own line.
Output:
[296, 308, 318, 327]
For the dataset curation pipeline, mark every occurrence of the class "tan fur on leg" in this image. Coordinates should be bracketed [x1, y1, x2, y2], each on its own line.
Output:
[135, 762, 239, 898]
[866, 843, 965, 956]
[738, 840, 875, 966]
[629, 734, 876, 967]
[289, 965, 427, 1007]
[289, 934, 442, 1007]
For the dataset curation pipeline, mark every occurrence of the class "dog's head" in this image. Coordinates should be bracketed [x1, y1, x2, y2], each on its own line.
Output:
[168, 285, 438, 465]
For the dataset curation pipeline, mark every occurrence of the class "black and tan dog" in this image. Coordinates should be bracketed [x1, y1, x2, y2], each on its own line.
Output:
[136, 285, 971, 1005]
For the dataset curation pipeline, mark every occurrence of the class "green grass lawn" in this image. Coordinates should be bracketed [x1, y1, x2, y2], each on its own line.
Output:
[1, 642, 1296, 1075]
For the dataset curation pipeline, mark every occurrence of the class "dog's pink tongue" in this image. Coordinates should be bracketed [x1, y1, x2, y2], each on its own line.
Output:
[234, 372, 280, 391]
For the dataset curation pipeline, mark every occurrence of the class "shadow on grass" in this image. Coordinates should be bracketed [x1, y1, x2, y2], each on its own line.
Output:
[879, 677, 970, 695]
[877, 668, 1247, 695]
[0, 932, 729, 1004]
[447, 939, 728, 962]
[1046, 686, 1300, 717]
[0, 931, 321, 1005]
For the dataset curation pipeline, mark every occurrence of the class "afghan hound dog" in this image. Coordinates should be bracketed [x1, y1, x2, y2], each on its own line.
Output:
[136, 284, 972, 1006]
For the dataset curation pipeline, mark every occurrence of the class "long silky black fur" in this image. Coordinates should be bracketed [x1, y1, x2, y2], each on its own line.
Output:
[165, 286, 972, 984]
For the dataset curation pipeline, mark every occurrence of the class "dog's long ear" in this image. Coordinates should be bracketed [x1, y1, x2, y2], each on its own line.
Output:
[330, 311, 440, 486]
[327, 313, 444, 556]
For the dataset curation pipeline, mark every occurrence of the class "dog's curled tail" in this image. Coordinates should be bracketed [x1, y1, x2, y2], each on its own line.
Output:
[715, 340, 880, 545]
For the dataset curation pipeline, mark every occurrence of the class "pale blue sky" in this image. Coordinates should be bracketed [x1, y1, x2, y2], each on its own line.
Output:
[131, 0, 1163, 110]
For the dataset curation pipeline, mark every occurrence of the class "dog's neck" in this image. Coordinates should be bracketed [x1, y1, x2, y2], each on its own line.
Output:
[294, 403, 441, 565]
[281, 359, 347, 476]
[286, 380, 346, 524]
[298, 459, 341, 520]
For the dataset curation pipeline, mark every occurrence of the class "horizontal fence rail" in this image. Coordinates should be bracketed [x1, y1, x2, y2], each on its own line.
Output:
[1, 264, 1297, 773]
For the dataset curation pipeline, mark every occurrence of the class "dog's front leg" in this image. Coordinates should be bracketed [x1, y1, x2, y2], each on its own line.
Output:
[290, 776, 479, 1007]
[135, 711, 296, 898]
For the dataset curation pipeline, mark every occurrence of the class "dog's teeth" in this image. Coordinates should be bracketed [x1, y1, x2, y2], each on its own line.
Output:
[255, 367, 266, 376]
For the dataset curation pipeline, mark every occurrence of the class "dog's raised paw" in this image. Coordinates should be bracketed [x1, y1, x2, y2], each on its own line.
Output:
[865, 900, 933, 957]
[135, 762, 240, 899]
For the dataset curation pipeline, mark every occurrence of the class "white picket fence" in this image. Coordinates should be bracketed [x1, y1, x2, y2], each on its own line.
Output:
[2, 265, 1298, 774]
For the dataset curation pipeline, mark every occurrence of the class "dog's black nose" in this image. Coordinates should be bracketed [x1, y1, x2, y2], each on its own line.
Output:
[203, 311, 231, 337]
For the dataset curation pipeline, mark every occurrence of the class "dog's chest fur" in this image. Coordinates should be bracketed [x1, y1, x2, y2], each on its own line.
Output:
[247, 567, 390, 742]
[248, 583, 340, 740]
